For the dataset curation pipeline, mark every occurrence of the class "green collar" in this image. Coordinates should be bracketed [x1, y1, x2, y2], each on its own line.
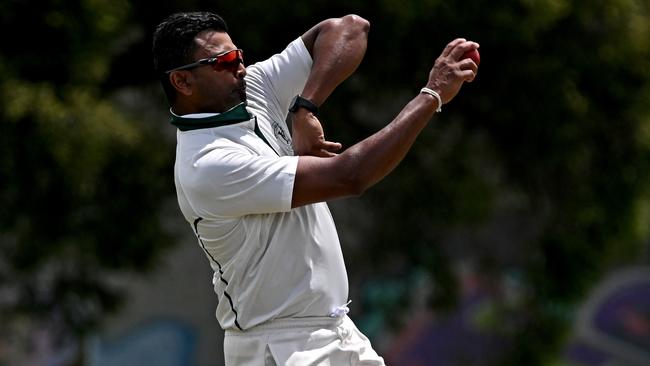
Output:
[169, 103, 253, 131]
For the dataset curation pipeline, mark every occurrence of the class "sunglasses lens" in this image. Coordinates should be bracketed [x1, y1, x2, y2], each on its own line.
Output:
[213, 50, 243, 71]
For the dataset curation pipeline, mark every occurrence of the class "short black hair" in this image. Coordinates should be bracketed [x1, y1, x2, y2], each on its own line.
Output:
[152, 12, 228, 104]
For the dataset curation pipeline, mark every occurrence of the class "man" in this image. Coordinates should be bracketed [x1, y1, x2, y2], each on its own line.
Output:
[152, 11, 478, 365]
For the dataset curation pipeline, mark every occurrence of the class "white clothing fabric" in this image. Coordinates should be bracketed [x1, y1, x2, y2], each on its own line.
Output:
[173, 38, 349, 331]
[224, 315, 386, 366]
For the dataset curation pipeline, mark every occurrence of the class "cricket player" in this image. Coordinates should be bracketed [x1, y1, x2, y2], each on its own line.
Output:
[152, 11, 478, 366]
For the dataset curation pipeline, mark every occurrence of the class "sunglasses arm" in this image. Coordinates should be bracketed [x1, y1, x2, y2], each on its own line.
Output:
[165, 59, 213, 74]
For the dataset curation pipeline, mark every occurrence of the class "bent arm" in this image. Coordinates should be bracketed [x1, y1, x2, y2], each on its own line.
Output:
[291, 38, 480, 208]
[292, 94, 436, 207]
[291, 15, 370, 157]
[300, 14, 369, 106]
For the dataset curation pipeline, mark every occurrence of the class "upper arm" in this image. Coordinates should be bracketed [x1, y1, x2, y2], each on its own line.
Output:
[300, 22, 320, 57]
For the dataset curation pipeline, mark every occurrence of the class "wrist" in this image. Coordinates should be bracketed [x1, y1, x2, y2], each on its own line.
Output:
[291, 106, 314, 121]
[289, 95, 319, 116]
[420, 87, 442, 113]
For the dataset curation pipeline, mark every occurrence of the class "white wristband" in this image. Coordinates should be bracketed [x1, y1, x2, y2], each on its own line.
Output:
[420, 87, 442, 113]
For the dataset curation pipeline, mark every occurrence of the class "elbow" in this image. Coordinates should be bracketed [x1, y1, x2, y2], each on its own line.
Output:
[341, 14, 370, 35]
[323, 14, 369, 36]
[339, 162, 370, 197]
[336, 148, 379, 197]
[348, 179, 368, 198]
[338, 176, 365, 198]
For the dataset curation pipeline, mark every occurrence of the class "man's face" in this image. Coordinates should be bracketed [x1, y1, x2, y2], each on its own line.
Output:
[190, 31, 247, 113]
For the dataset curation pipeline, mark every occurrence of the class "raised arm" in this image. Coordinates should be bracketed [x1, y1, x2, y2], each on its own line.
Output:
[291, 15, 370, 156]
[299, 15, 369, 105]
[291, 38, 480, 208]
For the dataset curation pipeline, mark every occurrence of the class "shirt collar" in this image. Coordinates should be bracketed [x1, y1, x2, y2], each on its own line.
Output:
[169, 102, 253, 131]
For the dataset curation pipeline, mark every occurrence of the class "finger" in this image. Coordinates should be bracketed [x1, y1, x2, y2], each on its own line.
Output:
[319, 150, 338, 157]
[321, 141, 343, 152]
[457, 69, 477, 83]
[441, 38, 466, 58]
[448, 41, 480, 61]
[457, 58, 479, 73]
[308, 149, 337, 158]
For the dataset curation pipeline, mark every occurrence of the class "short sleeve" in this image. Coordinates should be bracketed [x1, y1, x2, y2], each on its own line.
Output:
[180, 143, 299, 218]
[245, 38, 313, 124]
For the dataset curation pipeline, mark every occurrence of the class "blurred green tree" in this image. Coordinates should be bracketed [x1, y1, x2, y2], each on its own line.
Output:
[0, 0, 175, 358]
[207, 1, 649, 364]
[2, 0, 648, 365]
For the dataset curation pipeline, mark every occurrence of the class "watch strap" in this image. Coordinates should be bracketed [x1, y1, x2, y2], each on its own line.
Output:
[289, 95, 319, 116]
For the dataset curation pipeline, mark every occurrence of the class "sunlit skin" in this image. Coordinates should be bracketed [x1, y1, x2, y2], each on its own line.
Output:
[170, 31, 247, 114]
[166, 16, 479, 209]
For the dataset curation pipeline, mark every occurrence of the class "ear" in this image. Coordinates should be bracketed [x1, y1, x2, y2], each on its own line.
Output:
[168, 71, 194, 96]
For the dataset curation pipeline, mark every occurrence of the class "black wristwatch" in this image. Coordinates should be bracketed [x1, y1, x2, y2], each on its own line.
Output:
[289, 95, 319, 116]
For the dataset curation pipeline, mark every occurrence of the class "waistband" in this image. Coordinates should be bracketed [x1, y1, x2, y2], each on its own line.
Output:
[225, 315, 347, 336]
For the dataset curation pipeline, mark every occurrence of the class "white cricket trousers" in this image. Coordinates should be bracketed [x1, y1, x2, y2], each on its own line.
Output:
[223, 315, 386, 365]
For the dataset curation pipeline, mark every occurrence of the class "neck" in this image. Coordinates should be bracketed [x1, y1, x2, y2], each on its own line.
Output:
[172, 98, 239, 116]
[171, 100, 200, 116]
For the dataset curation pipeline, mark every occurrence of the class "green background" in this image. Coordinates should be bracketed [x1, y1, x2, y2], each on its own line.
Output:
[1, 0, 649, 365]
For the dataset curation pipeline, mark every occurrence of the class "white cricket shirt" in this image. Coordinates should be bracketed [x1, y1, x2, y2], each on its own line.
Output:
[173, 38, 349, 331]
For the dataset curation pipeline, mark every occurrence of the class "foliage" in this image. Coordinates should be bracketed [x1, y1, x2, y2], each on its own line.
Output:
[0, 0, 175, 352]
[2, 0, 649, 365]
[210, 0, 650, 364]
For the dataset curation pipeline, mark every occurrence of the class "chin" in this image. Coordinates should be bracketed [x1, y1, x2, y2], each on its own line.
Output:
[223, 98, 245, 112]
[224, 94, 245, 109]
[238, 90, 247, 103]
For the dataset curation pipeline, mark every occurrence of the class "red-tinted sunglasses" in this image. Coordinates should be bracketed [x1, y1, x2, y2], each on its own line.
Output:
[166, 49, 244, 74]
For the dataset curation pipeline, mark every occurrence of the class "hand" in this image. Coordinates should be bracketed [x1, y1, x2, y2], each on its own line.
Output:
[291, 108, 342, 157]
[426, 38, 480, 104]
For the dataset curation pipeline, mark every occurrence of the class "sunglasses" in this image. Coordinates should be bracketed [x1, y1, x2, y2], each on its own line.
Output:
[166, 49, 244, 74]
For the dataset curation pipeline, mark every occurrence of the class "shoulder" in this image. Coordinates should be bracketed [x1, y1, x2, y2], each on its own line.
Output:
[176, 125, 257, 169]
[247, 38, 312, 76]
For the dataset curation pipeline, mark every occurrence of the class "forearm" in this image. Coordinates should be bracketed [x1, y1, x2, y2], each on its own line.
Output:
[341, 94, 437, 190]
[292, 94, 438, 207]
[300, 15, 369, 106]
[291, 38, 479, 208]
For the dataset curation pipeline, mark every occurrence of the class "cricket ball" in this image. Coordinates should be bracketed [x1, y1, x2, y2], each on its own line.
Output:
[462, 49, 480, 66]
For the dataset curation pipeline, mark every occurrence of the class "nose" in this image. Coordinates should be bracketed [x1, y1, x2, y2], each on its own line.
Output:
[236, 62, 246, 79]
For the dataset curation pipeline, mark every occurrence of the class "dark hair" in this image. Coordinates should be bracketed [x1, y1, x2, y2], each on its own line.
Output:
[152, 12, 228, 104]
